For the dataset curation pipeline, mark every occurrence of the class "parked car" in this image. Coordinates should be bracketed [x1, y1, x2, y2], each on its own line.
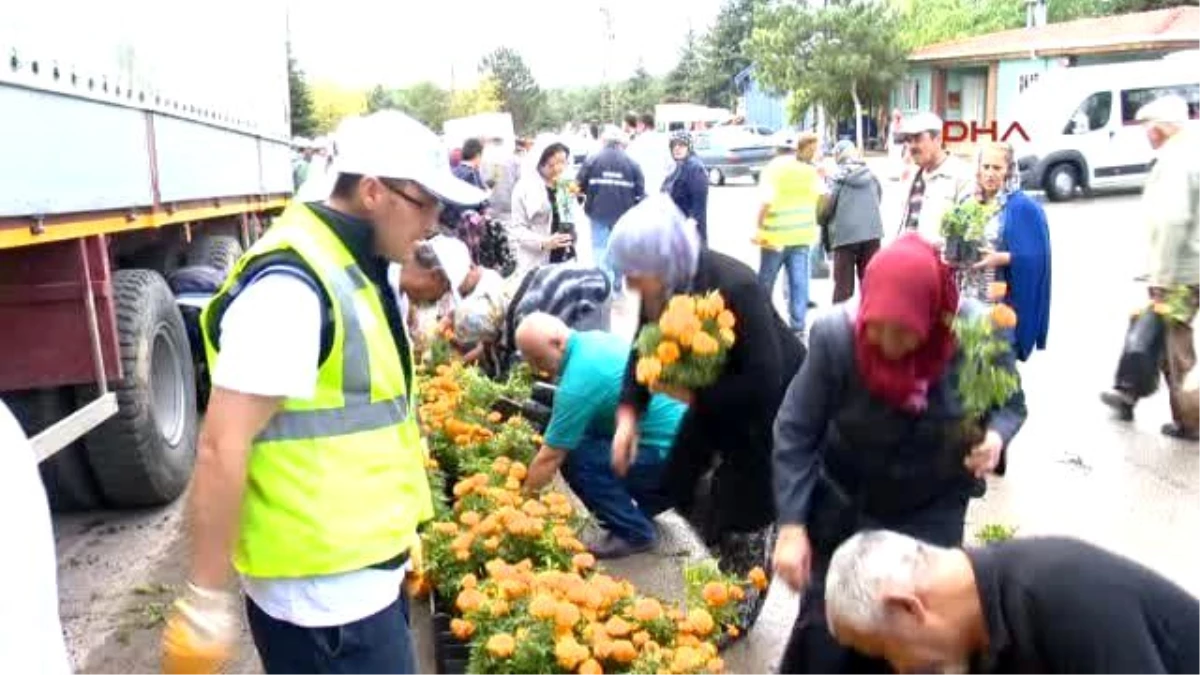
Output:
[694, 127, 777, 186]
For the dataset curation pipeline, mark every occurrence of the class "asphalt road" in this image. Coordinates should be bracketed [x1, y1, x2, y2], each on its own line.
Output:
[52, 170, 1198, 673]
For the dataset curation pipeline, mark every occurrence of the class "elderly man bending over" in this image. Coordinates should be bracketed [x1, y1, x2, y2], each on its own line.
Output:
[516, 312, 685, 559]
[823, 530, 1199, 674]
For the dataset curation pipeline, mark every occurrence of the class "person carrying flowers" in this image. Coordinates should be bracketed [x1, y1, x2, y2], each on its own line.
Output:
[770, 233, 1027, 673]
[607, 195, 805, 576]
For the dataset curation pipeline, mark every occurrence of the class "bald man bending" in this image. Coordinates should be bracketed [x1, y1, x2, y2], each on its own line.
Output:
[516, 313, 686, 559]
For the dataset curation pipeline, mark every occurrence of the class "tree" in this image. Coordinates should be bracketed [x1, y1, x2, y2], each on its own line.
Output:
[449, 77, 504, 119]
[288, 43, 318, 138]
[479, 48, 545, 134]
[751, 0, 908, 149]
[617, 63, 664, 116]
[665, 29, 705, 102]
[309, 81, 368, 134]
[696, 0, 768, 108]
[394, 82, 453, 130]
[366, 85, 395, 113]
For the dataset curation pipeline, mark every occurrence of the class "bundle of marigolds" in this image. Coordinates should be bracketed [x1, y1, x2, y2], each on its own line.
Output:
[421, 459, 768, 674]
[635, 292, 735, 391]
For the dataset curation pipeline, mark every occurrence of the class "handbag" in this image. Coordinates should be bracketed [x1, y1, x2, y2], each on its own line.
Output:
[1115, 310, 1166, 398]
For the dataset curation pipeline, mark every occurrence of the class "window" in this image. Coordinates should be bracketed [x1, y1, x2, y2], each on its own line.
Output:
[1121, 85, 1200, 124]
[1064, 91, 1112, 134]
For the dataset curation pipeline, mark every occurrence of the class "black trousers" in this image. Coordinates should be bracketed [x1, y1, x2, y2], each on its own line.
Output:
[778, 488, 969, 674]
[831, 239, 881, 303]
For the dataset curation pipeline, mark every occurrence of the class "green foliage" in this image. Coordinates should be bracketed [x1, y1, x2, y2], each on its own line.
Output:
[976, 523, 1018, 543]
[683, 560, 746, 630]
[665, 28, 707, 103]
[287, 43, 318, 138]
[750, 0, 908, 139]
[894, 0, 1199, 50]
[953, 314, 1019, 423]
[480, 47, 546, 134]
[466, 611, 557, 675]
[940, 200, 997, 241]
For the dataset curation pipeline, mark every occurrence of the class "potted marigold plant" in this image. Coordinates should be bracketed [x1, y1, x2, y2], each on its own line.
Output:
[952, 302, 1020, 449]
[940, 200, 996, 265]
[635, 292, 736, 391]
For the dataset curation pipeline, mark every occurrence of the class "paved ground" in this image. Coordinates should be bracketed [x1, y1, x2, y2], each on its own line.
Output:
[53, 163, 1199, 673]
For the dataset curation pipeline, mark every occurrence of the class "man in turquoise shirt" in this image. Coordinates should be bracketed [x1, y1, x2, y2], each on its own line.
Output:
[516, 312, 685, 558]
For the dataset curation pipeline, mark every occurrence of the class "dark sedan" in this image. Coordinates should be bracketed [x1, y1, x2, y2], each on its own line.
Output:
[694, 127, 777, 186]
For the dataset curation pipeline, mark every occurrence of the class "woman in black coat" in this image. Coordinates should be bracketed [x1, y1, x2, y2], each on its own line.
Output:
[607, 195, 805, 573]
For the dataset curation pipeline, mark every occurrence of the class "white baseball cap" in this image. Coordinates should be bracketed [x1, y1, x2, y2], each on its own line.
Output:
[899, 111, 945, 136]
[330, 111, 487, 206]
[1136, 95, 1189, 124]
[424, 235, 472, 303]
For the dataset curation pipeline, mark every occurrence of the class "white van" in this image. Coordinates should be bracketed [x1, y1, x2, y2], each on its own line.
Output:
[1014, 52, 1199, 201]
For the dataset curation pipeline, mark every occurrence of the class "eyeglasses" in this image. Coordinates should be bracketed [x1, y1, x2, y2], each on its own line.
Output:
[380, 179, 443, 214]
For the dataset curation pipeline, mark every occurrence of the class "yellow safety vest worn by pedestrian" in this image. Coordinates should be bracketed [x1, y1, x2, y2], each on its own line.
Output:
[760, 157, 821, 248]
[201, 203, 434, 578]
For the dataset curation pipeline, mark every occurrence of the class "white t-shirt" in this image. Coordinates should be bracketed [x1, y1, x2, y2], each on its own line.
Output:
[212, 272, 405, 628]
[0, 402, 72, 674]
[627, 131, 676, 194]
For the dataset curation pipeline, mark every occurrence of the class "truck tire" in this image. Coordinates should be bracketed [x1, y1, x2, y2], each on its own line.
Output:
[1045, 163, 1079, 202]
[3, 389, 105, 511]
[185, 235, 243, 276]
[83, 269, 197, 507]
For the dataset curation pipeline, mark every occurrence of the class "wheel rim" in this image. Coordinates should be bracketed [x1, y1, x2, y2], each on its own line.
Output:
[709, 168, 721, 184]
[1053, 170, 1075, 195]
[150, 323, 187, 446]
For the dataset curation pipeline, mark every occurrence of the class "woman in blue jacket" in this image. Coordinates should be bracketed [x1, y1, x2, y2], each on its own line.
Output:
[662, 131, 710, 244]
[972, 141, 1052, 363]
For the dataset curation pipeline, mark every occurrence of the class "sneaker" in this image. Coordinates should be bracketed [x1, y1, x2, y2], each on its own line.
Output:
[588, 532, 653, 560]
[1161, 423, 1199, 441]
[1100, 390, 1135, 421]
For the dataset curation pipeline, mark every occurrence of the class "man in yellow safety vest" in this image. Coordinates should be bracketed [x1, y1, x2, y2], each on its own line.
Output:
[755, 132, 827, 339]
[161, 111, 486, 674]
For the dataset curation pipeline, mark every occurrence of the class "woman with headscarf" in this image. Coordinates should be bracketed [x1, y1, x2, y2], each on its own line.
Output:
[510, 140, 576, 279]
[662, 131, 710, 244]
[971, 141, 1052, 363]
[771, 233, 1027, 673]
[609, 195, 805, 575]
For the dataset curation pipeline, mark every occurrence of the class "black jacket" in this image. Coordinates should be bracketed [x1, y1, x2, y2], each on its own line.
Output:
[576, 146, 645, 225]
[772, 303, 1026, 548]
[621, 249, 805, 534]
[663, 155, 710, 242]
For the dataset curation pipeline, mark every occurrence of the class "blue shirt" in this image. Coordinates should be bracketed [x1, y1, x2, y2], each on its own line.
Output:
[543, 331, 685, 459]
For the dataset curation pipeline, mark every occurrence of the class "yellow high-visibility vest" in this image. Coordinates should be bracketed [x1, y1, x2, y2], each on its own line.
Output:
[201, 204, 433, 578]
[760, 156, 821, 248]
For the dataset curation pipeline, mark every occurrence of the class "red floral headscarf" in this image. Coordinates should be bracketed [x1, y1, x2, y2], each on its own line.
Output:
[855, 234, 960, 412]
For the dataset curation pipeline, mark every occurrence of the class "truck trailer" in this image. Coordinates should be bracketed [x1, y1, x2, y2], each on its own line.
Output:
[0, 2, 293, 509]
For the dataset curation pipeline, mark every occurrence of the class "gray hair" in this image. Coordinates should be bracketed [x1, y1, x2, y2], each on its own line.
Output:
[607, 194, 701, 295]
[825, 530, 937, 636]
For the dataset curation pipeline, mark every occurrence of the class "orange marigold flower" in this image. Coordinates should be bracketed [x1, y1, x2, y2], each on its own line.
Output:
[708, 656, 726, 673]
[717, 309, 736, 329]
[572, 553, 596, 571]
[460, 573, 478, 590]
[604, 615, 634, 638]
[748, 566, 769, 591]
[555, 601, 582, 631]
[456, 588, 484, 613]
[632, 597, 663, 622]
[459, 511, 481, 527]
[987, 281, 1008, 301]
[450, 618, 475, 640]
[509, 462, 528, 481]
[702, 582, 729, 608]
[729, 585, 745, 601]
[555, 637, 590, 671]
[990, 303, 1018, 329]
[487, 411, 503, 423]
[635, 356, 663, 385]
[691, 331, 720, 357]
[609, 639, 638, 664]
[490, 598, 511, 617]
[578, 658, 604, 675]
[668, 295, 697, 317]
[719, 327, 736, 346]
[486, 633, 516, 658]
[656, 340, 682, 365]
[530, 593, 559, 620]
[631, 630, 650, 648]
[686, 608, 715, 636]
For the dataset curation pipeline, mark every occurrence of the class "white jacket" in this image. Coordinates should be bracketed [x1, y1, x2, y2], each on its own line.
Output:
[509, 172, 555, 279]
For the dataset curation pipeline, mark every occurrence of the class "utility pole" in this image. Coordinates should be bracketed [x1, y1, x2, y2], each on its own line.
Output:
[599, 4, 616, 123]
